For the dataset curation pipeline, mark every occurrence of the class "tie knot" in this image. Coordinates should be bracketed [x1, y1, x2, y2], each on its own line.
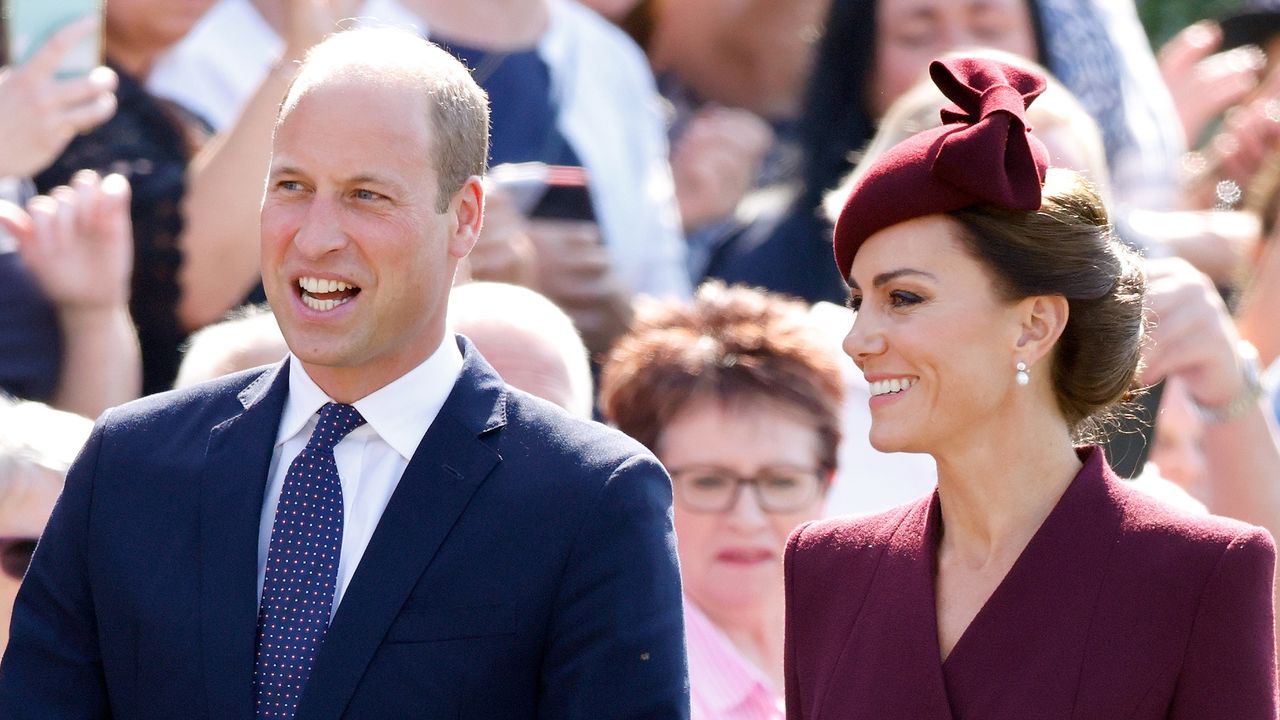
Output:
[307, 402, 367, 453]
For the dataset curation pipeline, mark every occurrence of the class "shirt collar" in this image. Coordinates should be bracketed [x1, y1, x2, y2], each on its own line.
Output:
[277, 336, 465, 460]
[684, 599, 778, 716]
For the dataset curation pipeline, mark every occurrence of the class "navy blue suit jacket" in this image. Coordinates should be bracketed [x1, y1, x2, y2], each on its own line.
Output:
[0, 337, 689, 719]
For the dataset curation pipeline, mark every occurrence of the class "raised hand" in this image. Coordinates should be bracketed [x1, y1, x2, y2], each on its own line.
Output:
[0, 17, 117, 177]
[525, 219, 633, 355]
[671, 106, 774, 231]
[1158, 21, 1263, 145]
[0, 171, 133, 312]
[1140, 257, 1246, 411]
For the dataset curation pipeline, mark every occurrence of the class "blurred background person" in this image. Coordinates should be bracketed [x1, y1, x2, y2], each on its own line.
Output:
[175, 283, 595, 421]
[148, 0, 420, 131]
[449, 281, 594, 419]
[600, 281, 842, 719]
[416, 0, 689, 355]
[0, 20, 136, 418]
[34, 0, 351, 394]
[702, 0, 1251, 306]
[171, 303, 286, 389]
[153, 0, 689, 358]
[0, 171, 140, 420]
[0, 395, 93, 657]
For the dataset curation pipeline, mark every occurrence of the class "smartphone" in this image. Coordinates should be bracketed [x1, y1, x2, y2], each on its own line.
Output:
[489, 163, 597, 223]
[3, 0, 102, 77]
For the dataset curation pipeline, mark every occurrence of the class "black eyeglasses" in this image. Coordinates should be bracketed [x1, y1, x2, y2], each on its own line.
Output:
[0, 538, 37, 581]
[668, 465, 825, 514]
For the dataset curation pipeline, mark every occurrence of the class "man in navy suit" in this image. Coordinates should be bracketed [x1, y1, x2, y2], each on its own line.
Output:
[0, 28, 688, 719]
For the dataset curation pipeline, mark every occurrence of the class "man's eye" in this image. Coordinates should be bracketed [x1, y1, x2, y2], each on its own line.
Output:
[277, 180, 304, 192]
[354, 189, 385, 201]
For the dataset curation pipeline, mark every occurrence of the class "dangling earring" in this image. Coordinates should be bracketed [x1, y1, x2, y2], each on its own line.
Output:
[1016, 361, 1030, 386]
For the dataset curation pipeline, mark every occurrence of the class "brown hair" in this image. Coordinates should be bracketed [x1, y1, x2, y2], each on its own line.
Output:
[951, 168, 1145, 436]
[599, 282, 844, 471]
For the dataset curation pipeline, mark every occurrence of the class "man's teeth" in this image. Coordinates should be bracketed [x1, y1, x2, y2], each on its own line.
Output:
[298, 277, 354, 293]
[301, 295, 353, 312]
[869, 377, 916, 397]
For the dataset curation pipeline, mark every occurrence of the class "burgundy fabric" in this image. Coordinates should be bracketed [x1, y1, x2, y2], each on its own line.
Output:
[784, 446, 1278, 719]
[832, 57, 1051, 280]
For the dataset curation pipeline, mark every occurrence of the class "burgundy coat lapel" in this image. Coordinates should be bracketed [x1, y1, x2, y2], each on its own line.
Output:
[817, 497, 954, 720]
[941, 447, 1122, 716]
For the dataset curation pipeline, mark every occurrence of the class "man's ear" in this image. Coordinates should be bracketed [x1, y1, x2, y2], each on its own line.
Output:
[448, 175, 484, 259]
[1015, 294, 1069, 366]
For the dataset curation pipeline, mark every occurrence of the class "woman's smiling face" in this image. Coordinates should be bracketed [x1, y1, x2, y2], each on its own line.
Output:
[842, 214, 1027, 455]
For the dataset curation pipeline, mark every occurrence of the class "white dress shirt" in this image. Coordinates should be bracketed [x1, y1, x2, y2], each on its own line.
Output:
[258, 338, 464, 616]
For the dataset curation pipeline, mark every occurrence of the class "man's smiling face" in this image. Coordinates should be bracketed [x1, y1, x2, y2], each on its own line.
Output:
[260, 76, 470, 402]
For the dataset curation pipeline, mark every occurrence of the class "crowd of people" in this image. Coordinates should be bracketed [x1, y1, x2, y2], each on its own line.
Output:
[1, 0, 1279, 717]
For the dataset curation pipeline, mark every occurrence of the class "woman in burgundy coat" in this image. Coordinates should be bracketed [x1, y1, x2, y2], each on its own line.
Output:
[783, 56, 1278, 719]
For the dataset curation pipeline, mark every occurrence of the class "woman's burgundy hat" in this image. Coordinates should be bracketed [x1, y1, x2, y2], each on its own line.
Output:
[832, 57, 1051, 280]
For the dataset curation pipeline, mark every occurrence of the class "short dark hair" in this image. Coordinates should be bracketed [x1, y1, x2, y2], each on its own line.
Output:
[951, 168, 1145, 436]
[280, 29, 490, 212]
[599, 282, 844, 472]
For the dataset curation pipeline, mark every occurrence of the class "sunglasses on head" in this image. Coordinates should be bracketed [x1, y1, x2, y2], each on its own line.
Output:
[0, 538, 37, 581]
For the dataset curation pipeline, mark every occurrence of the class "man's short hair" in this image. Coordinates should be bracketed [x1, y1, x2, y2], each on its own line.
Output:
[279, 27, 491, 211]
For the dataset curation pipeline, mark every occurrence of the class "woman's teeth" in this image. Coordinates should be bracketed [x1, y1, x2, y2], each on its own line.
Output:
[869, 377, 916, 397]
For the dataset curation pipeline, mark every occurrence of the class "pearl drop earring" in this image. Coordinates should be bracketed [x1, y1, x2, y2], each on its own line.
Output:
[1016, 361, 1030, 386]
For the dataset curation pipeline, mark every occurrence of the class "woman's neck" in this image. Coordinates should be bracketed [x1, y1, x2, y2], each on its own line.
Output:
[931, 406, 1083, 568]
[404, 0, 550, 49]
[107, 42, 157, 79]
[698, 596, 786, 693]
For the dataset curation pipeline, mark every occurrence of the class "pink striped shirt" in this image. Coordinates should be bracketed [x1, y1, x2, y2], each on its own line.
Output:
[685, 600, 785, 720]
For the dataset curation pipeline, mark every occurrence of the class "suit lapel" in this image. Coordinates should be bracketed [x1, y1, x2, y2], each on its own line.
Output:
[297, 340, 506, 720]
[199, 362, 290, 720]
[939, 447, 1122, 716]
[818, 496, 954, 720]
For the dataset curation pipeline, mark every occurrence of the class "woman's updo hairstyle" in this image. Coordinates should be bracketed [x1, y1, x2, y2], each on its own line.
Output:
[831, 56, 1146, 438]
[952, 168, 1145, 435]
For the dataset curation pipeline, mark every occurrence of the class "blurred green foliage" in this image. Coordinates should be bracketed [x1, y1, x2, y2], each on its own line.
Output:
[1138, 0, 1247, 49]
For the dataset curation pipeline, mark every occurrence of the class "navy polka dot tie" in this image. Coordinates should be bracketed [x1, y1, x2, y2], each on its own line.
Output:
[254, 402, 366, 719]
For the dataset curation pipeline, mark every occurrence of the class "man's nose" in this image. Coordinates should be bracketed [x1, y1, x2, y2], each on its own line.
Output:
[293, 197, 348, 257]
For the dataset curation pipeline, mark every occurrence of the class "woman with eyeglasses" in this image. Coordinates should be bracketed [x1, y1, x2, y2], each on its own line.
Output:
[0, 396, 91, 657]
[600, 281, 843, 720]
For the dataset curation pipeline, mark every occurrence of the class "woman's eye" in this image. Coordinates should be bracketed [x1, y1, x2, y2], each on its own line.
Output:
[889, 290, 923, 307]
[691, 476, 730, 491]
[846, 294, 863, 312]
[761, 476, 800, 490]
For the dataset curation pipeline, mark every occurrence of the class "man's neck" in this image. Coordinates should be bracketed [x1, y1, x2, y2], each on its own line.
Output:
[406, 0, 550, 50]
